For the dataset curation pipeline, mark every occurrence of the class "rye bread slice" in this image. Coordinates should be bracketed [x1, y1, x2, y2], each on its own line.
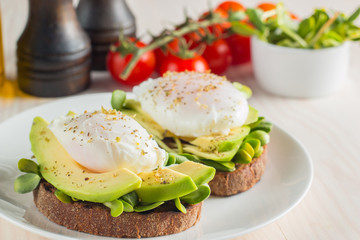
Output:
[209, 145, 268, 196]
[33, 181, 202, 238]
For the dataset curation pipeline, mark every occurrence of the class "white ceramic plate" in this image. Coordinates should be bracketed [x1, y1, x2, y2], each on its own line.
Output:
[0, 93, 313, 240]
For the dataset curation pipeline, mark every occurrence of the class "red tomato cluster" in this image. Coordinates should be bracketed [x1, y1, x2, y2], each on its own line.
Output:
[106, 39, 156, 86]
[257, 2, 298, 20]
[106, 1, 298, 86]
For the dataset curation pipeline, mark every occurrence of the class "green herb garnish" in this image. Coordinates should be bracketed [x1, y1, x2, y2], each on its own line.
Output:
[232, 3, 360, 49]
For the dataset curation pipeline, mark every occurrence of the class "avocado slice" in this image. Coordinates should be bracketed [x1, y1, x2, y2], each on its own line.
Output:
[168, 161, 215, 185]
[182, 126, 250, 162]
[189, 126, 250, 153]
[30, 117, 142, 203]
[182, 144, 239, 162]
[244, 106, 259, 125]
[135, 168, 197, 203]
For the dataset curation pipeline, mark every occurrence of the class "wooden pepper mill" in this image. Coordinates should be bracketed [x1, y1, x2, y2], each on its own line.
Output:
[17, 0, 91, 97]
[76, 0, 136, 71]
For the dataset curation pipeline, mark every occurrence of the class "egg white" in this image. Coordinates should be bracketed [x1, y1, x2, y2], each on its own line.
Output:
[133, 72, 249, 137]
[48, 109, 166, 173]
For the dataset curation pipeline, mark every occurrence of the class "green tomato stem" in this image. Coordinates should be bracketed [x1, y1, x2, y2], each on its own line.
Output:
[120, 17, 225, 79]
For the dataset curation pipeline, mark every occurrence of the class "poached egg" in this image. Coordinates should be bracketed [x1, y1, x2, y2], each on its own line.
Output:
[49, 108, 166, 173]
[133, 71, 249, 137]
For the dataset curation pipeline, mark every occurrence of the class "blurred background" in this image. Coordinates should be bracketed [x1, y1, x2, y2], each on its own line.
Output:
[1, 0, 359, 80]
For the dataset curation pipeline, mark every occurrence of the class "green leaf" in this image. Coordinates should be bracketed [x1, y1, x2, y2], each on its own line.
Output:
[180, 184, 211, 204]
[246, 8, 266, 33]
[174, 198, 187, 214]
[14, 173, 41, 194]
[104, 199, 124, 217]
[111, 90, 127, 111]
[251, 121, 273, 133]
[348, 29, 360, 40]
[320, 38, 341, 48]
[348, 7, 360, 23]
[243, 4, 360, 48]
[248, 116, 265, 129]
[276, 39, 300, 47]
[244, 138, 261, 153]
[314, 10, 329, 32]
[167, 153, 194, 165]
[298, 17, 315, 39]
[248, 130, 270, 146]
[55, 189, 73, 203]
[231, 21, 260, 37]
[232, 82, 252, 99]
[165, 153, 176, 166]
[279, 25, 308, 48]
[178, 153, 200, 162]
[324, 30, 343, 42]
[134, 201, 164, 212]
[120, 191, 139, 207]
[17, 158, 40, 175]
[200, 159, 235, 172]
[119, 199, 134, 212]
[319, 31, 343, 47]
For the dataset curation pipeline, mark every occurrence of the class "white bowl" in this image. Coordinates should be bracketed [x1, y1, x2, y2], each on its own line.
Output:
[251, 37, 350, 98]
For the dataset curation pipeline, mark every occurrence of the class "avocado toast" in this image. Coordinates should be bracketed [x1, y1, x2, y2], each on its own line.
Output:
[14, 109, 215, 238]
[111, 71, 272, 196]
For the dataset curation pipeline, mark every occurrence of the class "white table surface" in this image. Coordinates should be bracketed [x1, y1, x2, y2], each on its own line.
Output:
[1, 0, 360, 239]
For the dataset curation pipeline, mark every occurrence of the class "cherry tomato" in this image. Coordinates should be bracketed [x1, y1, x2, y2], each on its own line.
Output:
[214, 1, 247, 33]
[289, 12, 299, 21]
[202, 39, 232, 74]
[183, 29, 205, 49]
[106, 40, 155, 86]
[257, 2, 299, 20]
[159, 54, 209, 76]
[216, 1, 245, 14]
[225, 34, 251, 65]
[183, 9, 228, 50]
[257, 2, 276, 12]
[154, 38, 180, 73]
[182, 18, 223, 50]
[200, 9, 230, 34]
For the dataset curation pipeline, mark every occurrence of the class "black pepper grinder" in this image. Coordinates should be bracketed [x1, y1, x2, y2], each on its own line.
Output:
[17, 0, 91, 97]
[76, 0, 136, 71]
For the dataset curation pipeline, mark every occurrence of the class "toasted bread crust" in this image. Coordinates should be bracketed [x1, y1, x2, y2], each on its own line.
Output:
[33, 181, 202, 238]
[209, 145, 267, 196]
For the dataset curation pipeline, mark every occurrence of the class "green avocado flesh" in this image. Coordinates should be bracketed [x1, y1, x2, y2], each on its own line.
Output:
[168, 161, 215, 185]
[182, 126, 250, 162]
[30, 117, 142, 203]
[135, 168, 197, 203]
[189, 126, 250, 152]
[244, 106, 259, 125]
[120, 98, 268, 172]
[123, 100, 258, 162]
